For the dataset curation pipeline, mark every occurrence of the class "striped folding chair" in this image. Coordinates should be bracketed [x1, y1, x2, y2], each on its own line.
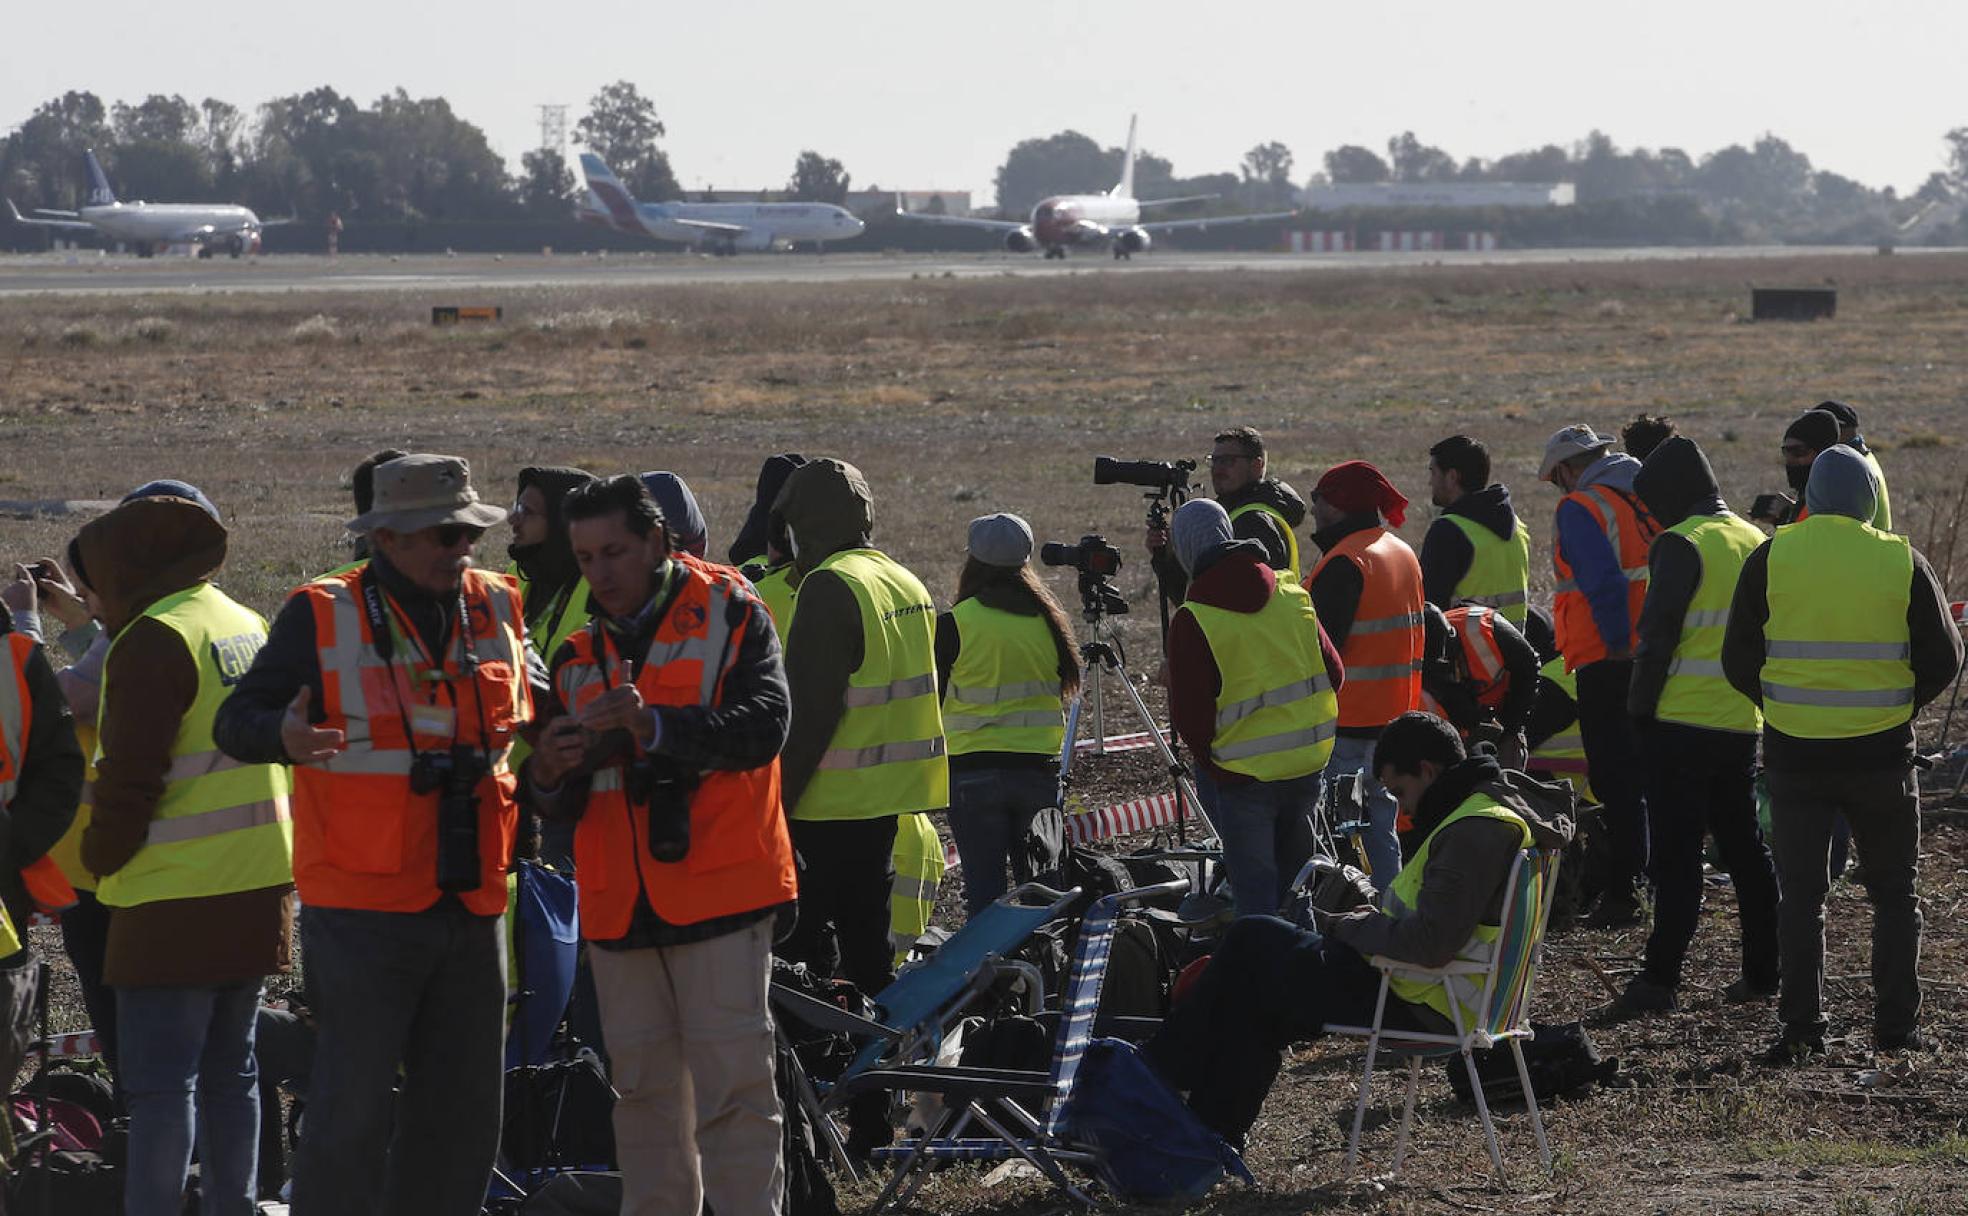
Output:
[1323, 848, 1562, 1184]
[834, 879, 1190, 1213]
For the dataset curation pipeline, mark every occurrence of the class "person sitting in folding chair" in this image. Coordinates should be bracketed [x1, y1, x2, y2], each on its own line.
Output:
[1143, 712, 1572, 1148]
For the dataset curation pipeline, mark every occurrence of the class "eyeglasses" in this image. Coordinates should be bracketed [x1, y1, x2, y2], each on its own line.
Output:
[432, 524, 487, 548]
[1208, 452, 1254, 467]
[509, 499, 536, 519]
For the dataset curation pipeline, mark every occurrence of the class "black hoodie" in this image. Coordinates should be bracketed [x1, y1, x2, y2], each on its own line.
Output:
[728, 453, 808, 566]
[1419, 483, 1521, 611]
[507, 465, 595, 627]
[1150, 477, 1305, 604]
[1628, 436, 1730, 719]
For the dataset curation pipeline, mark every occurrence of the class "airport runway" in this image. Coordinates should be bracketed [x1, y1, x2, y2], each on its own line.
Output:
[0, 244, 1929, 297]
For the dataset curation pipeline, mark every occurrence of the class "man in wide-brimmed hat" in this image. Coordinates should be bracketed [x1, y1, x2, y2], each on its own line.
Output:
[217, 453, 548, 1216]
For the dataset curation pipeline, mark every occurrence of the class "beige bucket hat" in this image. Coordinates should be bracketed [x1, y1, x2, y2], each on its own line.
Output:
[346, 454, 509, 535]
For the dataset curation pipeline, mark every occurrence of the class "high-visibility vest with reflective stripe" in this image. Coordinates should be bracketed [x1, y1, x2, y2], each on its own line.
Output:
[1528, 659, 1594, 804]
[890, 811, 945, 965]
[553, 556, 797, 939]
[1179, 578, 1338, 779]
[95, 584, 294, 908]
[509, 571, 591, 771]
[1385, 794, 1534, 1028]
[1309, 526, 1425, 729]
[292, 566, 530, 915]
[944, 599, 1065, 758]
[1444, 513, 1531, 625]
[1762, 513, 1915, 739]
[1553, 484, 1657, 671]
[1655, 511, 1764, 734]
[1443, 605, 1510, 711]
[749, 563, 798, 636]
[1862, 449, 1892, 531]
[0, 635, 83, 911]
[792, 550, 949, 821]
[1228, 501, 1301, 579]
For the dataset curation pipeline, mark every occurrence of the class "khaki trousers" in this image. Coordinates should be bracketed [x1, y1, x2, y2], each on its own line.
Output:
[589, 919, 784, 1216]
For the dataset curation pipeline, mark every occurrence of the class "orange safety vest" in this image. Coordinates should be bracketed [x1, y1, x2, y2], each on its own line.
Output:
[1443, 605, 1511, 712]
[290, 566, 530, 916]
[0, 634, 80, 915]
[551, 556, 797, 940]
[1552, 484, 1657, 671]
[1308, 527, 1424, 729]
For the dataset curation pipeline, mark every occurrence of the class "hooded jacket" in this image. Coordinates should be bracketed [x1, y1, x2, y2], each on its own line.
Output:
[1628, 436, 1729, 719]
[77, 497, 294, 987]
[771, 458, 890, 811]
[1420, 483, 1522, 610]
[508, 465, 594, 629]
[1151, 476, 1306, 604]
[729, 453, 808, 566]
[1165, 543, 1345, 786]
[1554, 451, 1650, 658]
[0, 605, 83, 952]
[1329, 755, 1574, 968]
[1721, 448, 1963, 771]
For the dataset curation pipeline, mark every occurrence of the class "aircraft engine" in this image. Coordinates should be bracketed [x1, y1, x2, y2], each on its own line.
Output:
[1114, 227, 1152, 255]
[1004, 227, 1038, 254]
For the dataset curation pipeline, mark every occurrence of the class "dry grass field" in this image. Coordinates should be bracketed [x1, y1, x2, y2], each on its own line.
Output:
[4, 252, 1968, 1214]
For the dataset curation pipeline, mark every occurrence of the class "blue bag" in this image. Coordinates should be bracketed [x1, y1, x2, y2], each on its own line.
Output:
[1059, 1037, 1254, 1202]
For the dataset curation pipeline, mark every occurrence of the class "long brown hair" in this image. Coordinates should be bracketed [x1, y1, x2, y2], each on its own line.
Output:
[953, 557, 1082, 700]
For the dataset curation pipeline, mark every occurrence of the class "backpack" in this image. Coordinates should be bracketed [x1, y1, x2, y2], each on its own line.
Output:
[501, 1054, 617, 1171]
[1058, 1038, 1253, 1203]
[1445, 1020, 1619, 1107]
[8, 1095, 104, 1153]
[774, 1041, 840, 1216]
[1033, 846, 1137, 918]
[5, 1149, 122, 1215]
[1092, 914, 1167, 1034]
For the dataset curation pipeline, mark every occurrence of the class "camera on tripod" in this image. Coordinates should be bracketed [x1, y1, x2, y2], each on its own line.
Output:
[1040, 534, 1123, 578]
[1094, 456, 1197, 492]
[412, 744, 489, 893]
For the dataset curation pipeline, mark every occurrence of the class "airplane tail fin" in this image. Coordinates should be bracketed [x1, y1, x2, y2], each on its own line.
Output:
[577, 152, 644, 232]
[83, 149, 117, 207]
[1113, 115, 1138, 199]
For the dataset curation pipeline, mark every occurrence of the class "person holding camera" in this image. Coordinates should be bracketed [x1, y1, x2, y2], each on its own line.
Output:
[1165, 499, 1343, 918]
[1418, 602, 1540, 770]
[73, 486, 293, 1216]
[215, 454, 540, 1216]
[935, 513, 1081, 918]
[1147, 427, 1307, 603]
[525, 475, 797, 1216]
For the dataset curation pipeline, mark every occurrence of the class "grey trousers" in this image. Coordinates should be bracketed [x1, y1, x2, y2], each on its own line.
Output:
[1766, 765, 1922, 1040]
[290, 903, 508, 1216]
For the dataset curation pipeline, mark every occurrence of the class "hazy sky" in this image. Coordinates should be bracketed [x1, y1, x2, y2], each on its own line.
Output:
[5, 0, 1962, 206]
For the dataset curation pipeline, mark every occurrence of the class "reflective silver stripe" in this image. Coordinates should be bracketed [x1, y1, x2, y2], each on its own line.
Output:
[1760, 682, 1914, 708]
[891, 874, 939, 903]
[1553, 579, 1575, 595]
[1665, 658, 1726, 678]
[942, 710, 1062, 733]
[312, 751, 415, 777]
[1213, 719, 1338, 763]
[1537, 732, 1583, 752]
[1215, 673, 1334, 731]
[946, 679, 1056, 707]
[1347, 661, 1424, 682]
[1462, 588, 1527, 608]
[591, 768, 624, 793]
[842, 672, 938, 709]
[1765, 640, 1911, 661]
[696, 584, 736, 705]
[163, 749, 250, 784]
[145, 796, 290, 846]
[1684, 608, 1732, 628]
[1553, 567, 1645, 597]
[1348, 611, 1423, 636]
[818, 736, 947, 771]
[1464, 622, 1505, 682]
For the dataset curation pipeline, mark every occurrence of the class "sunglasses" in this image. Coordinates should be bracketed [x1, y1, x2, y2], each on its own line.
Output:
[432, 524, 487, 548]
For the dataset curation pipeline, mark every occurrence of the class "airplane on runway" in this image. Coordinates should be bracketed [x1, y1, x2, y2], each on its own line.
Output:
[4, 149, 285, 258]
[895, 116, 1298, 259]
[576, 153, 865, 255]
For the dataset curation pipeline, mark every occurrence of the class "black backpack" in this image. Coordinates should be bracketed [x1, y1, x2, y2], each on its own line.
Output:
[1446, 1020, 1619, 1107]
[501, 1054, 617, 1171]
[5, 1149, 122, 1216]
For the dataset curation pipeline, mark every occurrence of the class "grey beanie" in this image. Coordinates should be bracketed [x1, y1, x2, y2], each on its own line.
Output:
[1804, 445, 1878, 522]
[1171, 498, 1233, 576]
[966, 513, 1033, 567]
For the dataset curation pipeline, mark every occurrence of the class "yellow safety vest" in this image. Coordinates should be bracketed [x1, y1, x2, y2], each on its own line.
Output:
[1385, 794, 1534, 1029]
[1444, 513, 1531, 625]
[1762, 513, 1915, 739]
[944, 600, 1065, 757]
[1178, 578, 1338, 780]
[890, 811, 946, 966]
[1528, 658, 1594, 804]
[1654, 511, 1765, 734]
[1228, 501, 1301, 579]
[95, 583, 294, 908]
[750, 563, 798, 636]
[509, 567, 591, 769]
[792, 550, 948, 821]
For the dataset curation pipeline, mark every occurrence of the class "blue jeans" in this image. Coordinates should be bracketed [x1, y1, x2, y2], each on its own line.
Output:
[947, 765, 1059, 918]
[1196, 768, 1322, 919]
[1327, 734, 1402, 890]
[118, 980, 264, 1216]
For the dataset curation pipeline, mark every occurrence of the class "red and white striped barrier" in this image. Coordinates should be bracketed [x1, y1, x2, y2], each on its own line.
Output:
[1287, 231, 1352, 253]
[941, 787, 1193, 871]
[1375, 230, 1444, 252]
[40, 1029, 102, 1059]
[1072, 730, 1163, 754]
[27, 911, 59, 929]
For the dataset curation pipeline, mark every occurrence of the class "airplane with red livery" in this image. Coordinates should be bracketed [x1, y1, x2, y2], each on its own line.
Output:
[896, 116, 1297, 259]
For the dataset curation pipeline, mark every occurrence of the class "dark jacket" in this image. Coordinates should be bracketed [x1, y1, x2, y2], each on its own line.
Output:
[508, 465, 595, 635]
[1721, 537, 1961, 772]
[1330, 756, 1574, 967]
[729, 453, 807, 566]
[1420, 483, 1521, 610]
[1166, 544, 1345, 786]
[1629, 436, 1728, 720]
[1420, 603, 1540, 736]
[0, 605, 84, 953]
[934, 585, 1075, 776]
[1152, 477, 1306, 604]
[77, 497, 294, 988]
[524, 559, 791, 948]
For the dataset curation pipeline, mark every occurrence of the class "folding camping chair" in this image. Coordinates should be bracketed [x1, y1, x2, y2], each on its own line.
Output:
[836, 878, 1191, 1214]
[1323, 848, 1562, 1184]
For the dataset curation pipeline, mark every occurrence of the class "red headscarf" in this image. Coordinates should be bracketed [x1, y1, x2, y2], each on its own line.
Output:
[1314, 461, 1409, 527]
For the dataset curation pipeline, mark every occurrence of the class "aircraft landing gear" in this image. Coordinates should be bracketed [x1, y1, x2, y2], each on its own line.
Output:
[1113, 246, 1131, 261]
[227, 236, 245, 258]
[1043, 247, 1066, 260]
